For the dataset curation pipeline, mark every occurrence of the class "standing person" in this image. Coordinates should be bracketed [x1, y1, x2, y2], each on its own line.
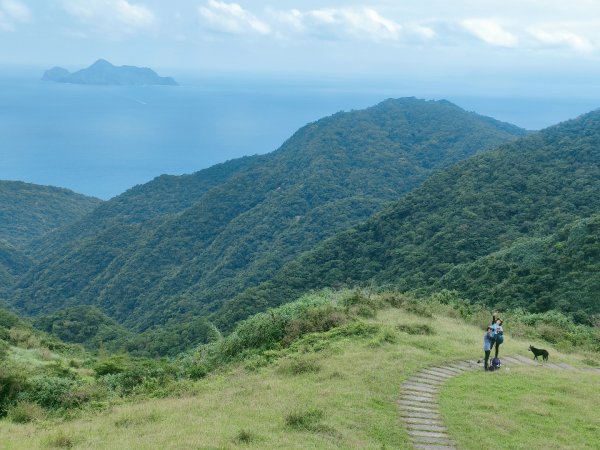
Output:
[482, 326, 494, 371]
[491, 314, 504, 358]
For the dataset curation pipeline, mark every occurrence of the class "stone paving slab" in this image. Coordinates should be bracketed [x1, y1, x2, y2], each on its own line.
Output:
[404, 417, 445, 426]
[514, 354, 539, 365]
[501, 356, 520, 364]
[413, 444, 456, 450]
[399, 399, 437, 409]
[429, 367, 460, 376]
[402, 383, 438, 393]
[400, 404, 439, 414]
[400, 411, 442, 420]
[556, 362, 576, 370]
[408, 430, 451, 439]
[411, 435, 454, 445]
[407, 423, 447, 433]
[421, 369, 454, 379]
[411, 375, 446, 384]
[433, 366, 463, 374]
[401, 391, 436, 399]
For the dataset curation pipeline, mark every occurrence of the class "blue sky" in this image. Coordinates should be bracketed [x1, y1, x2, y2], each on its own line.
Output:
[2, 0, 600, 83]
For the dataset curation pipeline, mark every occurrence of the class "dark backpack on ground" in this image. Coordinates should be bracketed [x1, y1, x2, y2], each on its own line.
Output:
[489, 358, 501, 371]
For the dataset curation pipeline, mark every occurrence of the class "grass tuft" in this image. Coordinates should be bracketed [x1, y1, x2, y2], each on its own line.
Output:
[284, 408, 327, 432]
[114, 412, 161, 428]
[45, 431, 75, 448]
[396, 323, 435, 335]
[278, 356, 321, 375]
[234, 429, 258, 444]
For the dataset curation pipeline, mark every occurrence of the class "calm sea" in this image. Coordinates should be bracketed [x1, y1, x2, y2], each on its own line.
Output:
[1, 70, 599, 199]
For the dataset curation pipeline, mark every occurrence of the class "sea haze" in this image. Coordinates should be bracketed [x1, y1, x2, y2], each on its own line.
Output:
[2, 69, 600, 199]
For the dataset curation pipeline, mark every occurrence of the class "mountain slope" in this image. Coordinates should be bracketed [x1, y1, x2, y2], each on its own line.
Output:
[439, 213, 600, 317]
[12, 98, 525, 329]
[0, 241, 31, 295]
[0, 181, 102, 251]
[215, 110, 600, 327]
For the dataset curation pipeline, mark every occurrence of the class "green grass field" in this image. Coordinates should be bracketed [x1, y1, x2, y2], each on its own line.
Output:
[440, 367, 600, 449]
[0, 299, 596, 449]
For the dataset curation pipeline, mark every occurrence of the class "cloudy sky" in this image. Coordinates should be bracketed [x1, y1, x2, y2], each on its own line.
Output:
[2, 0, 600, 83]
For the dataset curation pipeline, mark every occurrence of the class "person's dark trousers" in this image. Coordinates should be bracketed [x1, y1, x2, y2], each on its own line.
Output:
[494, 342, 501, 358]
[484, 350, 491, 370]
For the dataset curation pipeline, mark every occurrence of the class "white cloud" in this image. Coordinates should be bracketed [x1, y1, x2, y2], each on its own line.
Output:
[0, 0, 30, 32]
[529, 28, 594, 53]
[304, 7, 401, 41]
[198, 0, 270, 35]
[460, 19, 519, 47]
[62, 0, 155, 36]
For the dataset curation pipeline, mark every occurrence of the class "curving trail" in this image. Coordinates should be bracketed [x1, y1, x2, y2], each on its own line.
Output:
[398, 356, 600, 450]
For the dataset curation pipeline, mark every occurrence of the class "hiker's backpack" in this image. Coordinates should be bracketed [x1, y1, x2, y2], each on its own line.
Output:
[489, 358, 501, 371]
[495, 333, 504, 344]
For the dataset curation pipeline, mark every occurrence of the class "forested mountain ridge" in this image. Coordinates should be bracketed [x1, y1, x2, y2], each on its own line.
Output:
[439, 213, 600, 318]
[11, 98, 526, 331]
[0, 241, 31, 295]
[29, 155, 261, 260]
[0, 181, 102, 251]
[214, 109, 600, 327]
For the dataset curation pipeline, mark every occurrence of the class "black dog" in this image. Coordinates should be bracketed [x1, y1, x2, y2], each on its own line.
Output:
[528, 345, 549, 361]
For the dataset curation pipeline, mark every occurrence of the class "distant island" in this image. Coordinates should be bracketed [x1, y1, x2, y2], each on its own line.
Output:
[42, 59, 178, 86]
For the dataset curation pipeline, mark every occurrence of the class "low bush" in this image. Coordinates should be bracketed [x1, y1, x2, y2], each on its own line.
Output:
[278, 356, 321, 375]
[234, 429, 258, 444]
[285, 408, 326, 431]
[397, 323, 435, 335]
[45, 431, 75, 448]
[18, 375, 80, 409]
[0, 366, 27, 416]
[7, 401, 44, 423]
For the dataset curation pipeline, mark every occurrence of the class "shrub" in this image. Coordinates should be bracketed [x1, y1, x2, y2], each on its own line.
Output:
[368, 327, 399, 347]
[397, 323, 435, 335]
[285, 408, 325, 431]
[7, 401, 44, 423]
[114, 412, 161, 428]
[378, 291, 409, 308]
[278, 356, 321, 375]
[282, 305, 346, 346]
[18, 375, 78, 409]
[94, 356, 129, 376]
[234, 429, 257, 444]
[45, 431, 75, 448]
[404, 300, 433, 318]
[0, 338, 8, 359]
[0, 366, 27, 416]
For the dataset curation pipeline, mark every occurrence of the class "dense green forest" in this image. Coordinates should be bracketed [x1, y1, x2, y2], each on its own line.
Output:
[0, 242, 31, 294]
[214, 110, 600, 328]
[11, 98, 525, 336]
[0, 181, 102, 251]
[439, 213, 600, 319]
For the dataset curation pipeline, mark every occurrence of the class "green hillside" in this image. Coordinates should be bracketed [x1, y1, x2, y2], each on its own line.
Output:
[1, 290, 597, 449]
[12, 98, 525, 333]
[0, 242, 31, 294]
[439, 213, 600, 318]
[30, 155, 261, 260]
[215, 110, 600, 327]
[0, 181, 102, 251]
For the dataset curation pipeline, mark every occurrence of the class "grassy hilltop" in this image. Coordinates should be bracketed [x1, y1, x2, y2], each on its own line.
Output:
[1, 290, 598, 449]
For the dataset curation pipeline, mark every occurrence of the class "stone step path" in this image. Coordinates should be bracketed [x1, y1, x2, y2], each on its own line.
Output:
[399, 356, 598, 449]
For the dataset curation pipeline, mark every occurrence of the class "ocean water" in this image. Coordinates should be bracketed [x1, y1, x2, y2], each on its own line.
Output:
[2, 70, 599, 199]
